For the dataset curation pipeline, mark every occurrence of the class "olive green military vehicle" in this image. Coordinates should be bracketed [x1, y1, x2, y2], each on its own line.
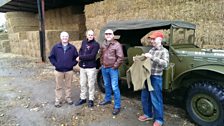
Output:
[96, 20, 224, 126]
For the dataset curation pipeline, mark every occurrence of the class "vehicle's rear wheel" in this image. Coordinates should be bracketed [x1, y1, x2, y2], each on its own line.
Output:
[186, 81, 224, 126]
[97, 70, 105, 93]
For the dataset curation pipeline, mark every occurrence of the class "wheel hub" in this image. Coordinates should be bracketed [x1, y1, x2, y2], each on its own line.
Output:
[192, 94, 219, 121]
[196, 98, 214, 116]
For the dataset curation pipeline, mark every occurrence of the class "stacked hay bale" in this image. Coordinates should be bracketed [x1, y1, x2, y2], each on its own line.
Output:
[44, 30, 80, 56]
[70, 40, 83, 71]
[6, 12, 39, 56]
[5, 6, 85, 58]
[0, 33, 10, 53]
[45, 6, 86, 34]
[8, 32, 27, 54]
[26, 31, 40, 57]
[6, 12, 38, 33]
[85, 0, 224, 49]
[44, 6, 85, 57]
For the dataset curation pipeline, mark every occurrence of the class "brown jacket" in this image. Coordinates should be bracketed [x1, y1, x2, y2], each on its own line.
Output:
[100, 40, 124, 68]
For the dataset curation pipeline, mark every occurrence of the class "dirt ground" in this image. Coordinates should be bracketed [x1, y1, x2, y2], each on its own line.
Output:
[0, 52, 196, 126]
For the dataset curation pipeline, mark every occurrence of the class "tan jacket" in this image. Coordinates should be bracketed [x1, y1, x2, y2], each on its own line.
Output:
[100, 40, 124, 68]
[127, 55, 153, 91]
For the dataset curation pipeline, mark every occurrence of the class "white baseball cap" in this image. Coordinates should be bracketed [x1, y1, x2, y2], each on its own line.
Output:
[104, 29, 114, 34]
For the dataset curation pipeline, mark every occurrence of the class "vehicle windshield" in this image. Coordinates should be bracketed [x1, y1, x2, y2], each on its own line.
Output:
[172, 28, 195, 45]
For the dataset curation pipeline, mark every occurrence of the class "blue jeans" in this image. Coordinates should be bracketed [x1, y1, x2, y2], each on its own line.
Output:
[141, 75, 163, 125]
[101, 66, 121, 109]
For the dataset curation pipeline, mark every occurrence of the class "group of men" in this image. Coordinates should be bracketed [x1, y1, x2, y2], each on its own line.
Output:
[48, 29, 169, 126]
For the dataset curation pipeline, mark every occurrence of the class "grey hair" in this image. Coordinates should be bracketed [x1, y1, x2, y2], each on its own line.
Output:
[86, 29, 94, 36]
[60, 31, 69, 38]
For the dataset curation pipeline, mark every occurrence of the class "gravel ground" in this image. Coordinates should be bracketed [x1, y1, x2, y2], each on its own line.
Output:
[0, 52, 196, 126]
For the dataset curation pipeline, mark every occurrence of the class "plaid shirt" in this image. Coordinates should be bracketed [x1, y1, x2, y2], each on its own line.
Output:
[149, 45, 169, 76]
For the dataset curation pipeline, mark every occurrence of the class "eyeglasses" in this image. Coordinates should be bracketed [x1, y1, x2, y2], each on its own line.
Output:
[105, 33, 112, 35]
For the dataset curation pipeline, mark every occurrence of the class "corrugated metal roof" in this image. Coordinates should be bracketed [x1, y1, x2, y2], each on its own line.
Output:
[0, 0, 102, 13]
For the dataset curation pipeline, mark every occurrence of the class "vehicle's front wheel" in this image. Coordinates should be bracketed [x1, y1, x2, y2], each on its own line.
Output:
[186, 81, 224, 126]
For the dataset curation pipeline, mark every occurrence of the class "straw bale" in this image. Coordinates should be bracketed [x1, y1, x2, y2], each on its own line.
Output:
[7, 17, 38, 27]
[8, 32, 26, 42]
[85, 0, 223, 48]
[20, 39, 28, 55]
[35, 50, 41, 57]
[70, 40, 82, 71]
[26, 31, 39, 48]
[20, 39, 28, 48]
[6, 12, 38, 34]
[0, 40, 10, 47]
[5, 12, 35, 19]
[117, 0, 133, 12]
[70, 40, 82, 50]
[8, 26, 38, 33]
[103, 0, 117, 15]
[94, 2, 104, 16]
[72, 14, 85, 24]
[60, 6, 71, 17]
[0, 40, 10, 53]
[71, 6, 83, 15]
[202, 45, 224, 49]
[45, 6, 85, 33]
[84, 4, 93, 18]
[86, 16, 105, 31]
[0, 33, 8, 40]
[45, 30, 80, 51]
[135, 0, 149, 9]
[84, 3, 96, 18]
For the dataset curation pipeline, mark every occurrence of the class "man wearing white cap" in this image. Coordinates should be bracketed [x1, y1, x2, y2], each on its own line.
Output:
[99, 29, 124, 115]
[138, 31, 169, 126]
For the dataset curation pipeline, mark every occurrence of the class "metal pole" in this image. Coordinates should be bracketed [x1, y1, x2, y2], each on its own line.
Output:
[37, 0, 46, 62]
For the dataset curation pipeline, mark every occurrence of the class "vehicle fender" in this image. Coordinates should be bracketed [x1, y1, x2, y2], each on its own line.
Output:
[172, 65, 224, 90]
[192, 65, 224, 74]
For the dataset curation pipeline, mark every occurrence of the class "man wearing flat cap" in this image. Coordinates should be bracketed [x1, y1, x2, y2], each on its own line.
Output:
[99, 29, 124, 115]
[137, 31, 169, 126]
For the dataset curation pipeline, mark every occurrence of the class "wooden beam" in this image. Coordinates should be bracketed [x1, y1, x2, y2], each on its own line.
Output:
[8, 1, 37, 9]
[1, 5, 37, 12]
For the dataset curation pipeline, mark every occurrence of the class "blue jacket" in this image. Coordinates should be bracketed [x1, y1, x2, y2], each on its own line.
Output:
[48, 42, 78, 72]
[78, 39, 99, 68]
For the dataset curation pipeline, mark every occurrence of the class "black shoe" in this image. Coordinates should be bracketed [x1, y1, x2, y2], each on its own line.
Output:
[112, 108, 120, 115]
[88, 100, 94, 108]
[99, 101, 111, 106]
[75, 99, 86, 106]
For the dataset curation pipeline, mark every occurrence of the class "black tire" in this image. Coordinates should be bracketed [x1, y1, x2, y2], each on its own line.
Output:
[186, 81, 224, 126]
[97, 70, 105, 93]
